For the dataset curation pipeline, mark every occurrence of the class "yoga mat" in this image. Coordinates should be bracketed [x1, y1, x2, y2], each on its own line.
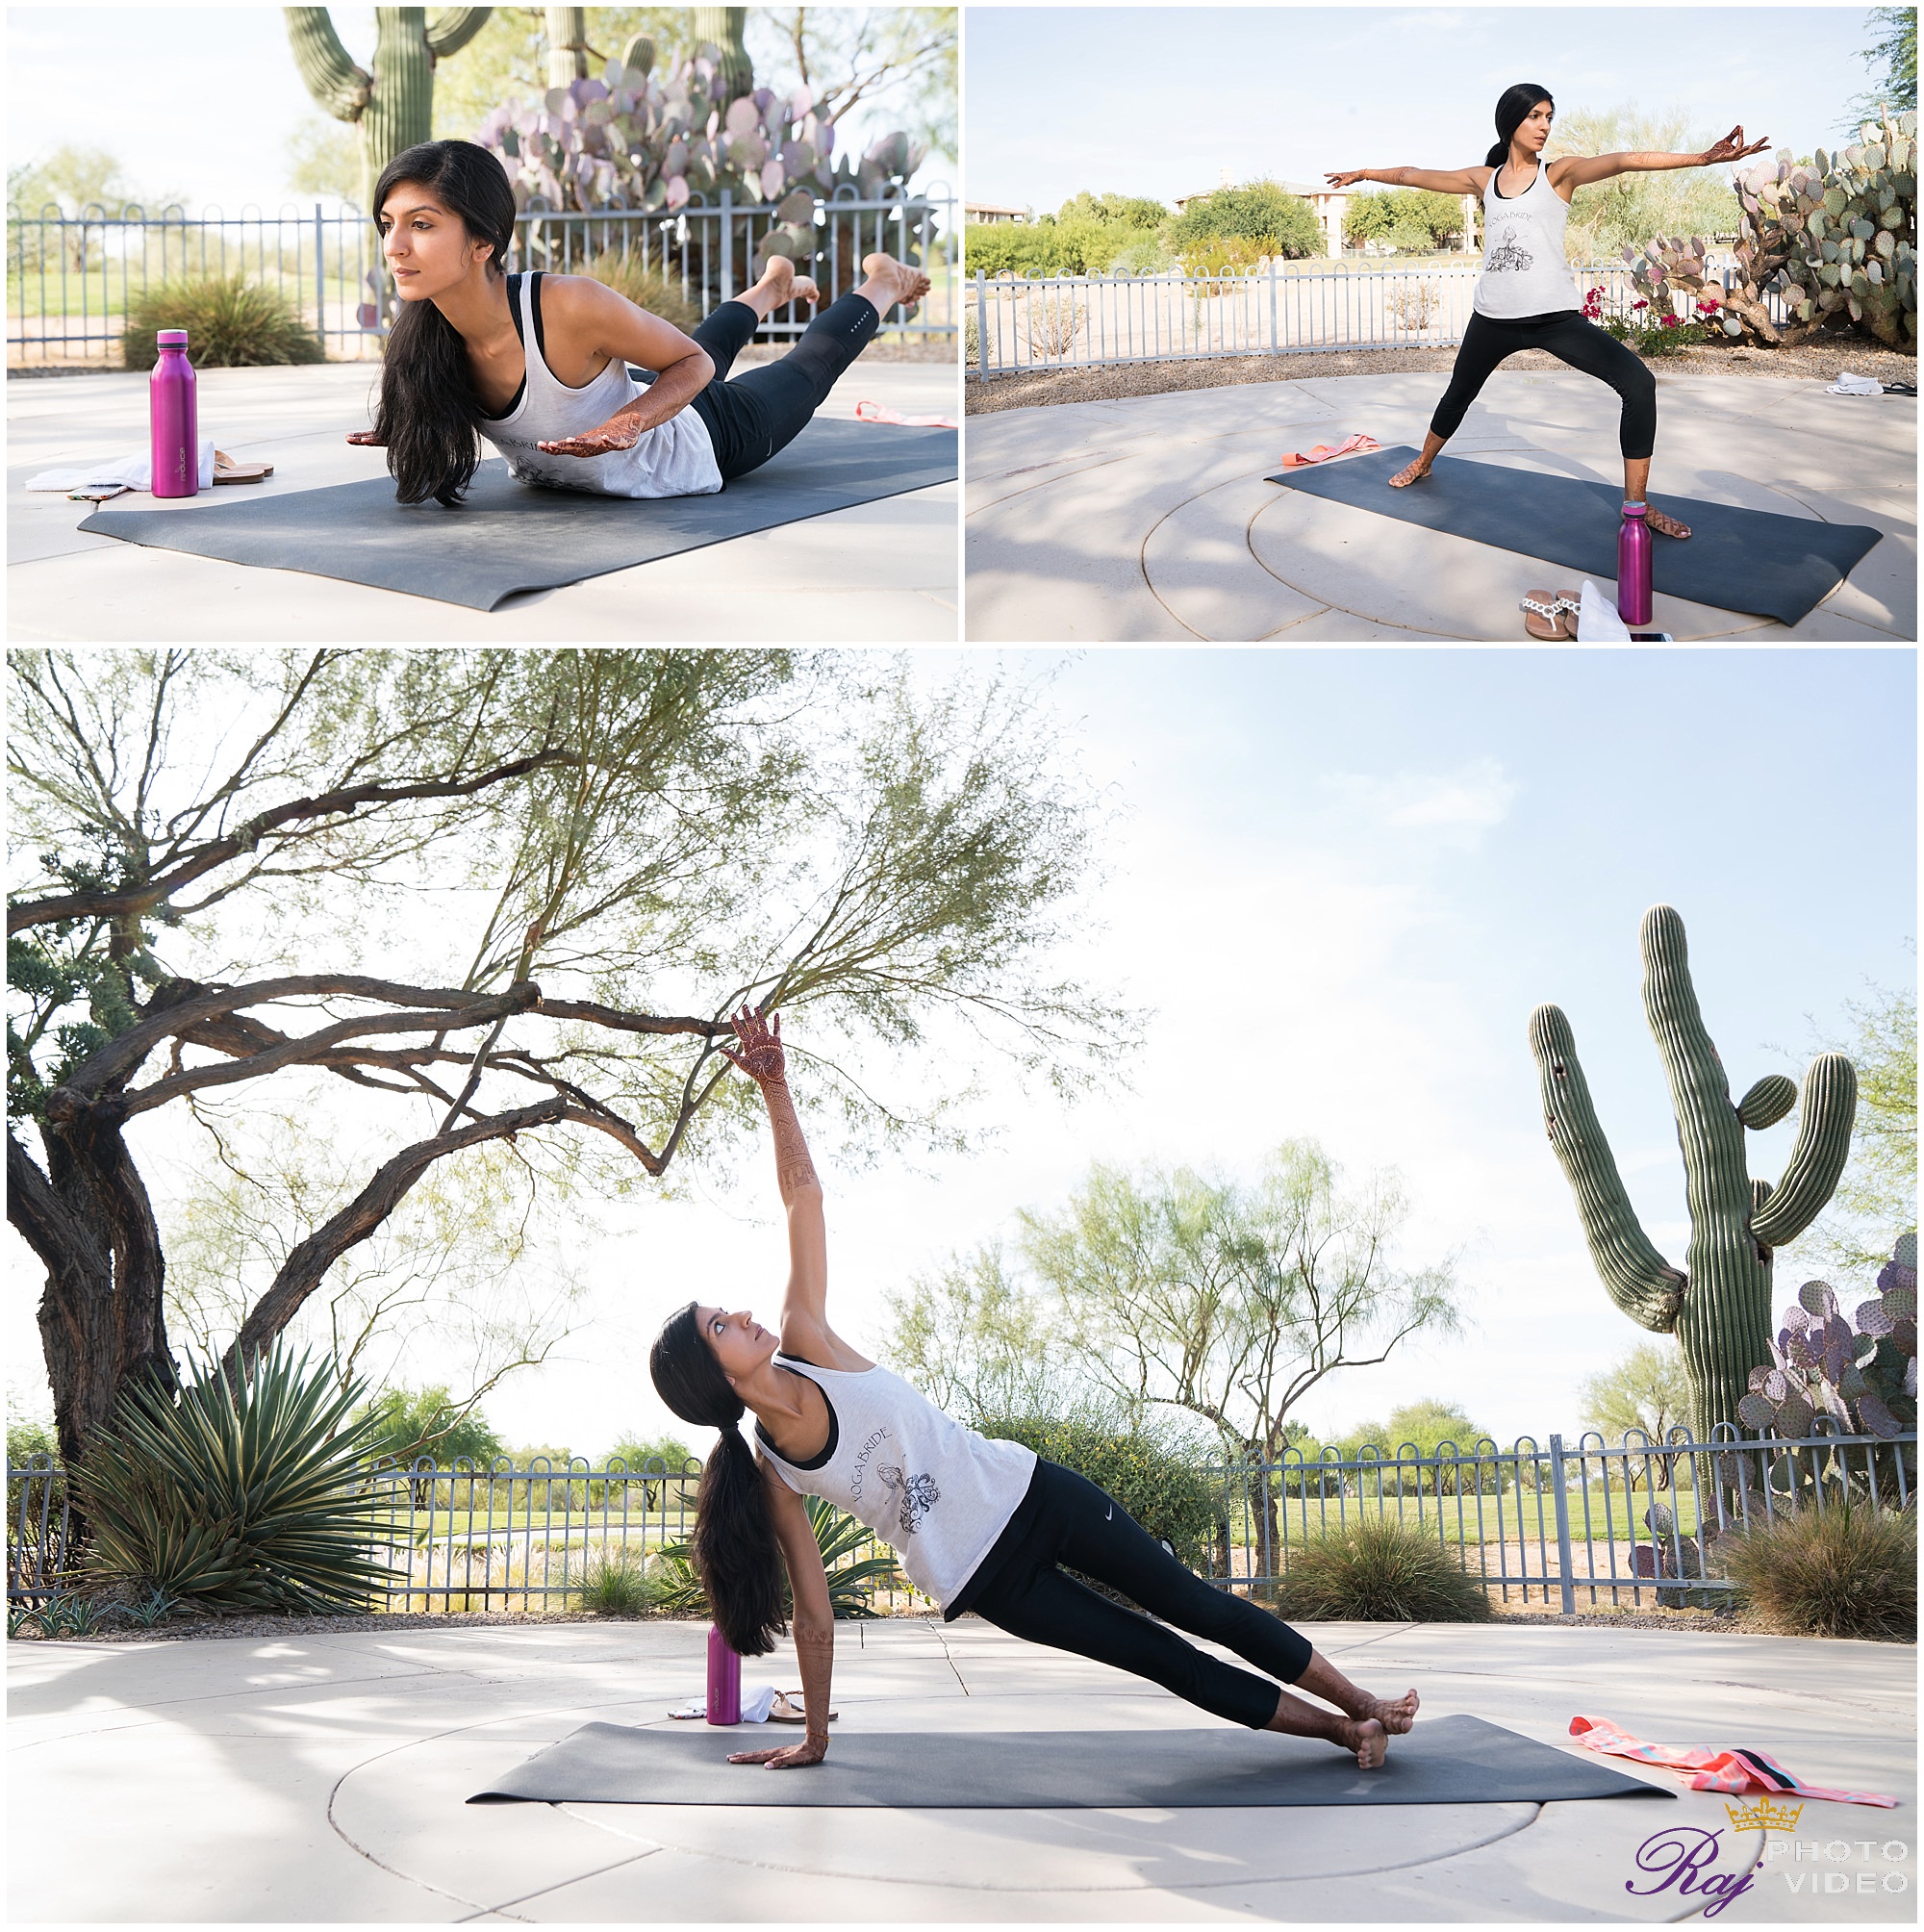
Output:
[469, 1712, 1672, 1808]
[77, 417, 956, 612]
[1265, 447, 1883, 626]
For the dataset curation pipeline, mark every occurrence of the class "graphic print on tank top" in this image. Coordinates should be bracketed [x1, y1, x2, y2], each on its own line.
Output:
[878, 1464, 941, 1536]
[1484, 225, 1534, 273]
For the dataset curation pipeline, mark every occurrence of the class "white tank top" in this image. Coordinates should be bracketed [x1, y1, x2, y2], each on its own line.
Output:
[477, 272, 722, 498]
[755, 1353, 1036, 1613]
[1475, 161, 1581, 318]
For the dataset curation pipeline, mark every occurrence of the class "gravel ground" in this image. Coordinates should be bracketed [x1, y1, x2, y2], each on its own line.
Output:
[965, 335, 1918, 415]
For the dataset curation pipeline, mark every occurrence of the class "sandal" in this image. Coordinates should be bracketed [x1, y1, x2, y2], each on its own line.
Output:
[213, 450, 273, 485]
[768, 1691, 836, 1724]
[1520, 588, 1582, 640]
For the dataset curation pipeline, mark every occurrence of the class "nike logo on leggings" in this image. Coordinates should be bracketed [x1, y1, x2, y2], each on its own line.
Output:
[1105, 1504, 1113, 1519]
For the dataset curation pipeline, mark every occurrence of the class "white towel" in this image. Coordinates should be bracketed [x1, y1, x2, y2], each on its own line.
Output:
[1828, 370, 1885, 395]
[25, 440, 215, 494]
[667, 1683, 780, 1723]
[1576, 578, 1633, 643]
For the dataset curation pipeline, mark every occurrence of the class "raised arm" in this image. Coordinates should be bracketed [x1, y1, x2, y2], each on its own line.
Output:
[1326, 165, 1491, 196]
[719, 1007, 828, 1335]
[727, 1466, 834, 1769]
[1550, 126, 1769, 191]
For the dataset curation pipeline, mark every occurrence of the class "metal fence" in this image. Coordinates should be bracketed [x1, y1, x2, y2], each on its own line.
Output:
[8, 186, 956, 368]
[1198, 1425, 1914, 1613]
[10, 1425, 1911, 1617]
[969, 259, 1782, 379]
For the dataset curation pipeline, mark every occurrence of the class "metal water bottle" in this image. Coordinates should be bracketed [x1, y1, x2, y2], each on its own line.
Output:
[705, 1625, 741, 1725]
[1616, 500, 1653, 626]
[149, 330, 198, 497]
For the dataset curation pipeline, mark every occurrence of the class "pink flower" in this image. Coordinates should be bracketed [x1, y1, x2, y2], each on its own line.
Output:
[1661, 315, 1678, 328]
[1633, 299, 1648, 310]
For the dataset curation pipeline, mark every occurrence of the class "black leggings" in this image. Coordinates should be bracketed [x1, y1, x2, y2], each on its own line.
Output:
[967, 1462, 1313, 1730]
[686, 292, 879, 482]
[1430, 310, 1657, 459]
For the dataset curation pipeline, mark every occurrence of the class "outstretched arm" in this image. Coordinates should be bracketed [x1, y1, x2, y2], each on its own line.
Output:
[728, 1468, 834, 1769]
[1552, 126, 1769, 190]
[719, 1007, 827, 1331]
[1326, 165, 1490, 195]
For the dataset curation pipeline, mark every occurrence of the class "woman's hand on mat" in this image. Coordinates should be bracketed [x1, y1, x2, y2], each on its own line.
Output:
[1699, 126, 1770, 167]
[345, 429, 386, 445]
[536, 411, 646, 459]
[720, 1005, 786, 1086]
[727, 1735, 827, 1769]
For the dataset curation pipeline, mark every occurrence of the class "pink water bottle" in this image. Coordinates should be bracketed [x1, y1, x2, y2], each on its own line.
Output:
[1617, 500, 1653, 626]
[705, 1625, 741, 1725]
[149, 330, 197, 497]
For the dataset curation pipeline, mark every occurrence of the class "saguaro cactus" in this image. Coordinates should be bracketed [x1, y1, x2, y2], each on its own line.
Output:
[285, 7, 494, 218]
[1529, 906, 1857, 1438]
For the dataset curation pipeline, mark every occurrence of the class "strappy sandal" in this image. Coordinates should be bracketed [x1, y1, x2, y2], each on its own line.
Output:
[768, 1691, 836, 1724]
[213, 450, 273, 484]
[1520, 588, 1582, 640]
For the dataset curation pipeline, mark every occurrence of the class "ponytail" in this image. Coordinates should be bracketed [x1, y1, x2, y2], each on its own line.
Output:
[1486, 83, 1555, 168]
[369, 140, 518, 506]
[650, 1302, 790, 1657]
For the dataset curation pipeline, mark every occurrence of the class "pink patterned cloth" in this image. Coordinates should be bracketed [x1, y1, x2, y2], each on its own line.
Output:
[1569, 1715, 1896, 1808]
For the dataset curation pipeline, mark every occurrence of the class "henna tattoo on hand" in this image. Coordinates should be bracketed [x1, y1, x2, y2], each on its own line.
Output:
[721, 1006, 820, 1201]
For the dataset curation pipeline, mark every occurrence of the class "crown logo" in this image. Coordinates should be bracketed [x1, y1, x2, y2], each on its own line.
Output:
[1725, 1796, 1804, 1834]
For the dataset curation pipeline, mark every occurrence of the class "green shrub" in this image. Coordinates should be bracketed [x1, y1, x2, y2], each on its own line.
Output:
[975, 1408, 1221, 1573]
[122, 274, 324, 369]
[655, 1494, 905, 1622]
[577, 1552, 657, 1616]
[1166, 181, 1323, 261]
[1277, 1517, 1491, 1622]
[963, 222, 1065, 279]
[1721, 1505, 1915, 1640]
[73, 1342, 400, 1614]
[581, 252, 703, 335]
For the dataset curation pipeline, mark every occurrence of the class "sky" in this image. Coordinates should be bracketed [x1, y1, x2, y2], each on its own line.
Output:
[966, 6, 1894, 213]
[5, 4, 952, 217]
[8, 648, 1915, 1465]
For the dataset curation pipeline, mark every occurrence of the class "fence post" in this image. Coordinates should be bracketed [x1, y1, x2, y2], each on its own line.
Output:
[720, 188, 733, 306]
[314, 203, 327, 357]
[1548, 1433, 1576, 1614]
[974, 268, 988, 382]
[1268, 256, 1278, 355]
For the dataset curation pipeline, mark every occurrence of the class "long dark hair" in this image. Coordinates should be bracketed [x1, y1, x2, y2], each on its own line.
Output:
[370, 140, 517, 506]
[649, 1302, 789, 1657]
[1485, 84, 1555, 168]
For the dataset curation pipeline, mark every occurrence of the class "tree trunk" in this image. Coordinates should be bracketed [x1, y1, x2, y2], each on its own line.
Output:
[10, 1117, 176, 1470]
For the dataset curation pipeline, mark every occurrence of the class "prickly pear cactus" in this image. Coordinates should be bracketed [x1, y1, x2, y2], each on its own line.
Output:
[1740, 1233, 1919, 1440]
[1529, 906, 1859, 1439]
[1625, 108, 1916, 350]
[477, 44, 924, 274]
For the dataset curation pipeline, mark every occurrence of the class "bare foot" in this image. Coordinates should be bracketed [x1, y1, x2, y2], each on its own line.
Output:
[1646, 504, 1691, 539]
[1343, 1716, 1389, 1769]
[860, 251, 931, 317]
[752, 255, 819, 310]
[346, 429, 385, 446]
[1388, 458, 1430, 488]
[1368, 1689, 1420, 1735]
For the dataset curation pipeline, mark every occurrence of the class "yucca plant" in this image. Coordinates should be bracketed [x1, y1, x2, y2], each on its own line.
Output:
[1278, 1517, 1492, 1623]
[582, 251, 704, 336]
[577, 1551, 657, 1616]
[1721, 1504, 1915, 1640]
[121, 274, 325, 370]
[654, 1495, 905, 1622]
[73, 1342, 401, 1615]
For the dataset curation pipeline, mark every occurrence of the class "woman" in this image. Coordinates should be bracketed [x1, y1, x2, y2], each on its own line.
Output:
[1326, 86, 1768, 559]
[348, 140, 929, 506]
[650, 1007, 1420, 1774]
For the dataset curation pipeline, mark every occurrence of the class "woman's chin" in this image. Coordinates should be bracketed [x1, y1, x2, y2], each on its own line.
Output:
[393, 279, 432, 301]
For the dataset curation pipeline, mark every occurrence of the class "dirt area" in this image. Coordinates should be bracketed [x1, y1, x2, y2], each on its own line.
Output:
[965, 335, 1919, 415]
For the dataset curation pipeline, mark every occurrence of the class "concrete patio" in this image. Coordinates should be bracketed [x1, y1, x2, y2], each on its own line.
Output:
[965, 369, 1916, 641]
[8, 1615, 1911, 1922]
[8, 358, 958, 643]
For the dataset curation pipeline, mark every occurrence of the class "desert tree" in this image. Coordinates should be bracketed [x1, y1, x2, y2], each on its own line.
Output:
[8, 648, 1127, 1466]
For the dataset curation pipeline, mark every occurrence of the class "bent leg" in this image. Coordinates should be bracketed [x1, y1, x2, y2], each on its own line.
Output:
[1427, 312, 1517, 444]
[693, 292, 880, 482]
[1534, 314, 1656, 459]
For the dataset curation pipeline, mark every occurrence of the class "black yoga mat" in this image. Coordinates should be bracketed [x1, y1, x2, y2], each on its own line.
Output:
[77, 417, 956, 612]
[1265, 446, 1884, 626]
[468, 1712, 1670, 1808]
